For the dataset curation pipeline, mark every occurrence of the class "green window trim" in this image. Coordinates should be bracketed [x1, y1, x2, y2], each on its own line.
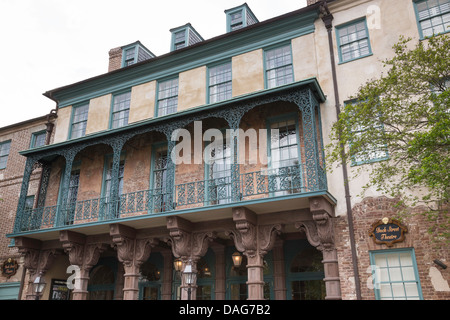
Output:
[413, 0, 450, 39]
[266, 113, 303, 195]
[344, 100, 389, 166]
[156, 77, 179, 117]
[30, 130, 47, 148]
[110, 90, 131, 129]
[264, 43, 294, 89]
[369, 248, 423, 300]
[170, 24, 204, 52]
[69, 102, 89, 139]
[0, 140, 11, 170]
[207, 61, 232, 104]
[336, 18, 373, 64]
[225, 4, 259, 33]
[100, 153, 126, 220]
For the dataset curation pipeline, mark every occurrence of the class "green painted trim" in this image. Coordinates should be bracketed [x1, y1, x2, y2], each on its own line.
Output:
[412, 0, 450, 40]
[369, 248, 424, 300]
[68, 101, 89, 140]
[155, 76, 179, 118]
[206, 59, 232, 104]
[0, 140, 12, 170]
[30, 130, 47, 149]
[47, 10, 318, 108]
[335, 17, 373, 64]
[263, 41, 294, 89]
[109, 88, 131, 129]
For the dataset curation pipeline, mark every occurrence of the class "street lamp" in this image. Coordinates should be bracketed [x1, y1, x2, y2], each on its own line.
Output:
[182, 263, 197, 300]
[32, 274, 46, 300]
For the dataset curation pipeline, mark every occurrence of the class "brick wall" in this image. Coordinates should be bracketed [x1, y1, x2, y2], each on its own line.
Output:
[108, 47, 122, 72]
[335, 196, 450, 300]
[0, 117, 54, 283]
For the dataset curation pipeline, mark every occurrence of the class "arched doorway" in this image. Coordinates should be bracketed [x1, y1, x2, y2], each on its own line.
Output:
[139, 253, 163, 300]
[87, 257, 117, 300]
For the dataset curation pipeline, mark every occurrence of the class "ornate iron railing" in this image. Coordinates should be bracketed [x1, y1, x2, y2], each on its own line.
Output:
[17, 164, 326, 231]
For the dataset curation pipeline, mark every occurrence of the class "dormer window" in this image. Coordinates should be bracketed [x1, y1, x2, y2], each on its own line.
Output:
[121, 42, 155, 67]
[225, 3, 259, 32]
[170, 23, 204, 51]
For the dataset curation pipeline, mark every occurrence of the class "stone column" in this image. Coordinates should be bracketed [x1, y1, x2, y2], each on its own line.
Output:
[161, 250, 174, 300]
[226, 207, 282, 300]
[296, 197, 342, 300]
[166, 216, 216, 300]
[60, 230, 108, 300]
[272, 239, 286, 300]
[15, 237, 60, 300]
[211, 243, 226, 300]
[110, 224, 158, 300]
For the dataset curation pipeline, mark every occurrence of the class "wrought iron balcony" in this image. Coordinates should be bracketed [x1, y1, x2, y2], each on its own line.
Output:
[16, 163, 327, 232]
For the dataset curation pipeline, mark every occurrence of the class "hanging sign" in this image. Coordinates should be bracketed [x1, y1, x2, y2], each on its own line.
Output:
[1, 258, 19, 278]
[369, 217, 407, 247]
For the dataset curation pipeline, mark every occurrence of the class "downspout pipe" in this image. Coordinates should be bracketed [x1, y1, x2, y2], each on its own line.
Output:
[319, 0, 362, 300]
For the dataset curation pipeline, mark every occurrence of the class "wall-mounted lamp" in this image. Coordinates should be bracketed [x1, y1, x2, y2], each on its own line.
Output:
[232, 251, 243, 267]
[174, 258, 183, 272]
[32, 274, 46, 300]
[434, 259, 447, 269]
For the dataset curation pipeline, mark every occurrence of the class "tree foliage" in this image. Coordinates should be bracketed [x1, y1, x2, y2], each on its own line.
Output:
[326, 34, 449, 241]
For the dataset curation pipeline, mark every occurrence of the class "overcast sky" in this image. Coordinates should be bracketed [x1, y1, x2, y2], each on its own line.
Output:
[0, 0, 307, 128]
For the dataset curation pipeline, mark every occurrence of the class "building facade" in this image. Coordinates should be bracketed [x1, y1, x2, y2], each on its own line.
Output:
[3, 0, 449, 300]
[0, 113, 56, 300]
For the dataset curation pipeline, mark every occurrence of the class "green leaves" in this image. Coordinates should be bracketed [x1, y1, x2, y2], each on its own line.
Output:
[326, 34, 449, 242]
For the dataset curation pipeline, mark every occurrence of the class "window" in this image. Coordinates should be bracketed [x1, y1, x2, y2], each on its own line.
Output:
[370, 249, 423, 300]
[336, 19, 372, 63]
[111, 91, 131, 129]
[174, 30, 186, 50]
[208, 62, 232, 103]
[414, 0, 450, 38]
[267, 116, 302, 196]
[102, 154, 125, 219]
[70, 103, 89, 139]
[225, 4, 259, 32]
[31, 131, 46, 148]
[205, 131, 232, 205]
[121, 42, 155, 67]
[157, 78, 178, 117]
[345, 100, 389, 165]
[265, 44, 294, 89]
[170, 24, 203, 51]
[151, 144, 169, 212]
[124, 47, 136, 67]
[0, 140, 11, 169]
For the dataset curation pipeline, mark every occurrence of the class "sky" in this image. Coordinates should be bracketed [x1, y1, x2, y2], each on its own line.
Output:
[0, 0, 307, 128]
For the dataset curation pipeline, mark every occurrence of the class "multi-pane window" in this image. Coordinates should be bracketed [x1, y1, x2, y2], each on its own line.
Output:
[157, 78, 178, 117]
[103, 157, 125, 218]
[0, 140, 11, 169]
[209, 62, 232, 103]
[206, 133, 232, 204]
[336, 19, 372, 63]
[70, 103, 89, 139]
[265, 45, 294, 89]
[370, 249, 423, 300]
[415, 0, 450, 38]
[31, 131, 46, 148]
[111, 91, 131, 129]
[152, 145, 169, 212]
[268, 117, 302, 196]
